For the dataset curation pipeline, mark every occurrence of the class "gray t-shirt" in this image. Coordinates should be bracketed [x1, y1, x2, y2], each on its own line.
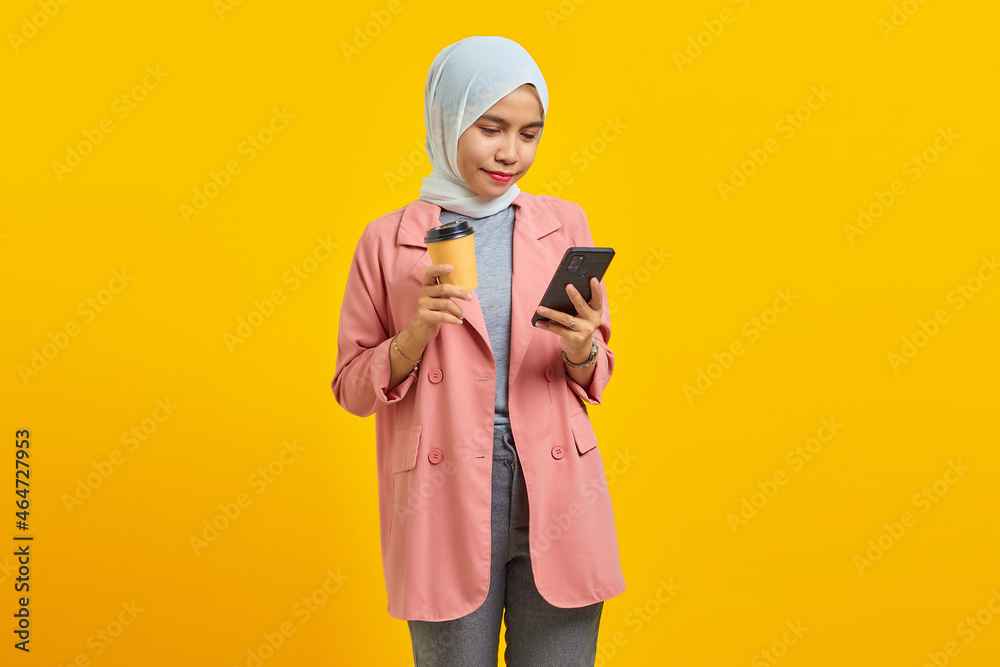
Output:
[438, 204, 515, 427]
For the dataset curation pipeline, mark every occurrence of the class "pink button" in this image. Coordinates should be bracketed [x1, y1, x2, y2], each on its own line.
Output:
[551, 445, 565, 460]
[545, 366, 555, 382]
[428, 448, 443, 464]
[428, 369, 443, 383]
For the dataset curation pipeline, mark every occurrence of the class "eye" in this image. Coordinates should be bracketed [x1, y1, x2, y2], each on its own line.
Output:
[480, 127, 500, 135]
[521, 133, 538, 141]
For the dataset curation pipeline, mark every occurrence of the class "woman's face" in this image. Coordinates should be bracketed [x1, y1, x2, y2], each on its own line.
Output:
[456, 83, 544, 198]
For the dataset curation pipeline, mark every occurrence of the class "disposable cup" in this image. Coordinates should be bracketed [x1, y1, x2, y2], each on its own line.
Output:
[424, 220, 477, 290]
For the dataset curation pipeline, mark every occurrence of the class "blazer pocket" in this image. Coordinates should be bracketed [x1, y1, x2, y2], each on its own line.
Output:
[391, 425, 422, 473]
[570, 412, 598, 455]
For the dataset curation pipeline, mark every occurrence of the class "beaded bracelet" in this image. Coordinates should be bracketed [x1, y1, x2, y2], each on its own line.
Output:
[562, 339, 598, 369]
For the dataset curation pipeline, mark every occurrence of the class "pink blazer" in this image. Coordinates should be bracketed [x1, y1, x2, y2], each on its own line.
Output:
[332, 190, 626, 621]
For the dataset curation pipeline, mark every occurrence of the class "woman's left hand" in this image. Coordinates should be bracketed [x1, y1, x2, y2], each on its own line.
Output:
[534, 277, 602, 363]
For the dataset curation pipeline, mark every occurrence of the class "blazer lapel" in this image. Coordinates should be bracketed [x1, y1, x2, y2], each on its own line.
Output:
[508, 191, 562, 389]
[400, 200, 490, 353]
[397, 193, 563, 382]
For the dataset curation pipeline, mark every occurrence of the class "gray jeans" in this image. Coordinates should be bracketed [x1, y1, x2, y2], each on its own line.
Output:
[407, 423, 604, 666]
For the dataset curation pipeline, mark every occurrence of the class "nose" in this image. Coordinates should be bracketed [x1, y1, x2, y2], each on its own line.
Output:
[495, 132, 518, 164]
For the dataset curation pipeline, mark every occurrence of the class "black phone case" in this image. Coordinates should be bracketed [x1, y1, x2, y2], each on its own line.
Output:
[531, 247, 615, 326]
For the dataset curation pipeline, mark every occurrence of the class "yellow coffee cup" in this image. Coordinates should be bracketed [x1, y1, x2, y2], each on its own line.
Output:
[424, 220, 478, 290]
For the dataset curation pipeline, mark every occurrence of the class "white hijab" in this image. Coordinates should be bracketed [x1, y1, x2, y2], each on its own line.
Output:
[419, 36, 549, 218]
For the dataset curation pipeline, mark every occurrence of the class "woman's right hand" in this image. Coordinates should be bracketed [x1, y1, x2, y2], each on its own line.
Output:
[405, 264, 473, 347]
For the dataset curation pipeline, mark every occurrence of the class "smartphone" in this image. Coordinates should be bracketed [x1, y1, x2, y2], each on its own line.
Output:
[531, 247, 615, 326]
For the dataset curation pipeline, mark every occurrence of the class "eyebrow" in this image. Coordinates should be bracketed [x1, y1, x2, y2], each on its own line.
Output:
[479, 114, 544, 130]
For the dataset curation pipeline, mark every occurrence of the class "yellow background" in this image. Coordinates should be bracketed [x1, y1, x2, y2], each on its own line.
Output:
[2, 0, 998, 665]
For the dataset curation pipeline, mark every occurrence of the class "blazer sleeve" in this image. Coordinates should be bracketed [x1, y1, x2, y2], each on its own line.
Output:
[332, 227, 417, 417]
[565, 203, 614, 405]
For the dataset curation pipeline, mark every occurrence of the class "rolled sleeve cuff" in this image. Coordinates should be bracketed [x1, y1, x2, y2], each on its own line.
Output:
[372, 336, 418, 406]
[565, 341, 612, 405]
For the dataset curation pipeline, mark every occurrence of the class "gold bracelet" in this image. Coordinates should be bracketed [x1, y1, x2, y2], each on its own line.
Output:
[392, 333, 422, 372]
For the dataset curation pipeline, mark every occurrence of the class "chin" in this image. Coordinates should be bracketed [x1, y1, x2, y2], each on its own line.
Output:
[482, 185, 514, 198]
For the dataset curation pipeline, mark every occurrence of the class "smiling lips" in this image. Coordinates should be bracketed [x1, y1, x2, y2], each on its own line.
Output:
[486, 170, 513, 183]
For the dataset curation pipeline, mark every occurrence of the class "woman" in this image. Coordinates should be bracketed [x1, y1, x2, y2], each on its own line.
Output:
[332, 35, 625, 666]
